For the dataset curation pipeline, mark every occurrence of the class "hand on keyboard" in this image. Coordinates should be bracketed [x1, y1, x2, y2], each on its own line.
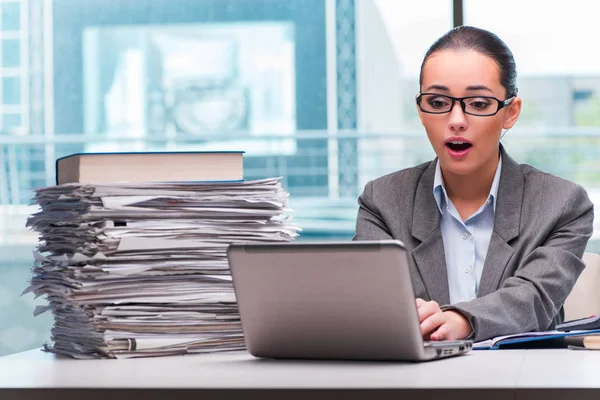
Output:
[416, 298, 472, 341]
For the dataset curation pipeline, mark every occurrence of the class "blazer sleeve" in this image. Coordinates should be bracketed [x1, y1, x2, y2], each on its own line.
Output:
[446, 185, 595, 342]
[353, 180, 393, 240]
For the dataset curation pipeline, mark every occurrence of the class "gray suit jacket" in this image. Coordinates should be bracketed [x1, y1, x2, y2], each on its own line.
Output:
[354, 146, 594, 341]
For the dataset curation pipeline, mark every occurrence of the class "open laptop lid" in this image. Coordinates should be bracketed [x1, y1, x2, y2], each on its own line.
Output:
[227, 240, 428, 361]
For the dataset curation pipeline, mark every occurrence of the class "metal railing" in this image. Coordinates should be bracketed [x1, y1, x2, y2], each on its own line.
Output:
[1, 128, 600, 244]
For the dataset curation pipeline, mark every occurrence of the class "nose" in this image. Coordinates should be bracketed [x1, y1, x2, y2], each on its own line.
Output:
[448, 100, 468, 132]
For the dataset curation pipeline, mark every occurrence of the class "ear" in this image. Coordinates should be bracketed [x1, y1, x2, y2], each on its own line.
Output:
[503, 96, 522, 129]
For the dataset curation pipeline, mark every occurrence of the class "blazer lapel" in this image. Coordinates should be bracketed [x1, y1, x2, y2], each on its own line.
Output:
[477, 146, 523, 297]
[411, 160, 450, 305]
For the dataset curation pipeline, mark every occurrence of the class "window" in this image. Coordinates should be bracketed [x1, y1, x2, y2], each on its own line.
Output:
[2, 0, 599, 358]
[1, 76, 20, 104]
[1, 39, 20, 68]
[465, 0, 600, 254]
[0, 2, 20, 31]
[2, 112, 21, 129]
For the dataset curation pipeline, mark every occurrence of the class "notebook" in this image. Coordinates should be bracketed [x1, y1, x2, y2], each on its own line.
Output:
[474, 329, 600, 350]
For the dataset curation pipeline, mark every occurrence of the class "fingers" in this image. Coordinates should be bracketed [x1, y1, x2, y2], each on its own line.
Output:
[420, 311, 446, 337]
[429, 311, 473, 341]
[415, 300, 470, 341]
[430, 324, 451, 341]
[416, 300, 440, 323]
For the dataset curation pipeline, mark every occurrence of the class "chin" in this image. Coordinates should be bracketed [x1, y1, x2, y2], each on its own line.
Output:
[439, 158, 479, 176]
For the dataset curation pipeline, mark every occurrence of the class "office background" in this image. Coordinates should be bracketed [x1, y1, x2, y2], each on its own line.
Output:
[0, 0, 599, 356]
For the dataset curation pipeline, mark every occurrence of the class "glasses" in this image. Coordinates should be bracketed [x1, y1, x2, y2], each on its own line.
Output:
[416, 93, 515, 116]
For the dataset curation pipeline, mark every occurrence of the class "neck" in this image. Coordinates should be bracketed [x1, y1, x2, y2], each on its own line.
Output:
[442, 153, 499, 204]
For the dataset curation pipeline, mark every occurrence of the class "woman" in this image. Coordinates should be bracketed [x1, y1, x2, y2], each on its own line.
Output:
[354, 26, 594, 342]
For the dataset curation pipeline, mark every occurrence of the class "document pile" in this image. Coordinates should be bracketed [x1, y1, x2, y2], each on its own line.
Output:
[25, 178, 299, 359]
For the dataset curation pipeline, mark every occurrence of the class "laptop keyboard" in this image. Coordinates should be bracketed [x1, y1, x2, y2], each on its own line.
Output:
[424, 340, 469, 347]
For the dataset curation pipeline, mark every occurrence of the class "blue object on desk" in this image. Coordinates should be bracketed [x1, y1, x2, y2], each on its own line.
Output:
[493, 330, 600, 349]
[474, 328, 600, 350]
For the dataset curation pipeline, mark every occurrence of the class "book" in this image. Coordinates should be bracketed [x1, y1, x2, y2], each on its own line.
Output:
[565, 334, 600, 350]
[56, 151, 244, 185]
[473, 329, 600, 350]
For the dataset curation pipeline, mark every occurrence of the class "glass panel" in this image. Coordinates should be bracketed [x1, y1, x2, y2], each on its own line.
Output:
[1, 112, 21, 129]
[1, 39, 20, 68]
[464, 0, 600, 253]
[1, 0, 456, 357]
[0, 251, 54, 356]
[82, 22, 296, 151]
[371, 0, 453, 128]
[1, 2, 20, 31]
[2, 76, 20, 104]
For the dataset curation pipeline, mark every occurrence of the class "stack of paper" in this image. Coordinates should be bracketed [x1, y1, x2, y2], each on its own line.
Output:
[25, 178, 299, 359]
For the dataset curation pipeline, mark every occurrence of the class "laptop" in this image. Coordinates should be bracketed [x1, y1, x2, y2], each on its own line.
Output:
[227, 240, 472, 361]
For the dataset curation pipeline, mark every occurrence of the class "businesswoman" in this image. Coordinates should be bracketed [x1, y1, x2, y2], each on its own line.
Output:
[354, 26, 594, 342]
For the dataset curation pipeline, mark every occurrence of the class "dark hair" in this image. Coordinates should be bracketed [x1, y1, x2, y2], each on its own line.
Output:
[419, 26, 518, 98]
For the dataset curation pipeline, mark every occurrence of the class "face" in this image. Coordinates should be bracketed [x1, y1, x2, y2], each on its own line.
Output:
[417, 49, 521, 178]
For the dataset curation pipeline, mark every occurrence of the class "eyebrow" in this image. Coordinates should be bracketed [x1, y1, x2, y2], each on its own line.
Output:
[465, 85, 494, 93]
[424, 84, 494, 93]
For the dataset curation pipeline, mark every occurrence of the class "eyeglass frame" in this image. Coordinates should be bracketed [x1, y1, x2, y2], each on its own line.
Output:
[416, 93, 516, 117]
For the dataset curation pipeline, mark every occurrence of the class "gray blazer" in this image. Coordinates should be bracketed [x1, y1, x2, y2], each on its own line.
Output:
[354, 146, 594, 341]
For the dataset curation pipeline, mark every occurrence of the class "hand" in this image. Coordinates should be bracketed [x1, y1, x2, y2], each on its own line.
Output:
[415, 298, 472, 341]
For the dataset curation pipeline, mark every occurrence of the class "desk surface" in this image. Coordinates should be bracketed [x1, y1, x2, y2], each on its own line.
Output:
[2, 348, 600, 400]
[1, 349, 523, 389]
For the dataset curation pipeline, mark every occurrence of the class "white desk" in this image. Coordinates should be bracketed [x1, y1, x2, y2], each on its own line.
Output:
[1, 349, 599, 400]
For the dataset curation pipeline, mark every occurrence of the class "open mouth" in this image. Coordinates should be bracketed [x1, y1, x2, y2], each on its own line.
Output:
[446, 141, 473, 152]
